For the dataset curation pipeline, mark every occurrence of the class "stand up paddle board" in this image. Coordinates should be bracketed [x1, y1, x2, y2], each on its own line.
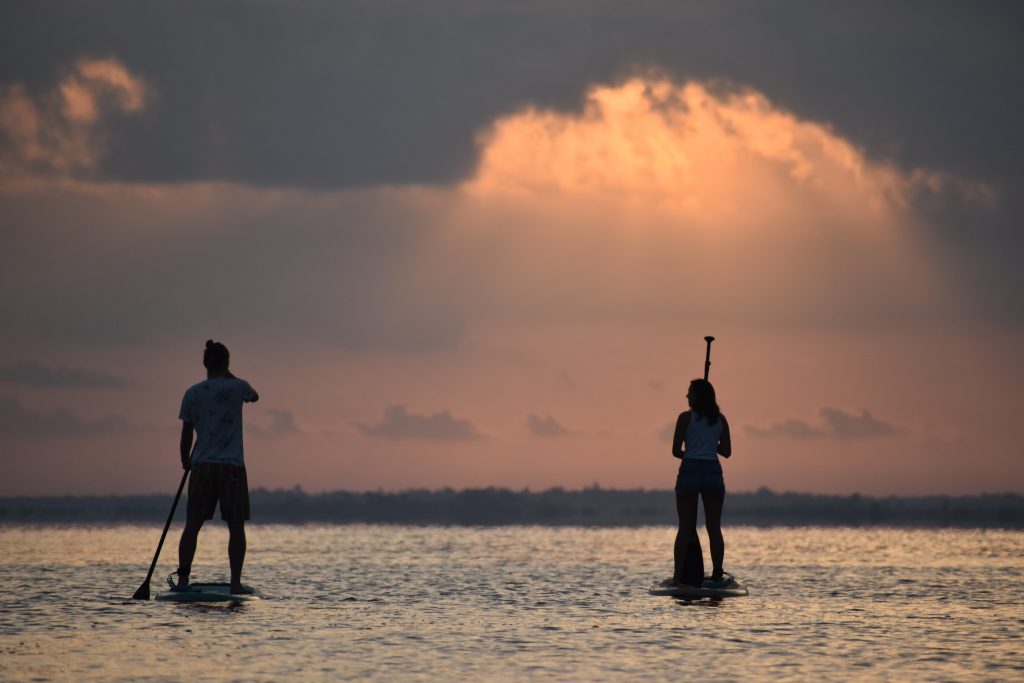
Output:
[649, 575, 749, 599]
[156, 582, 263, 602]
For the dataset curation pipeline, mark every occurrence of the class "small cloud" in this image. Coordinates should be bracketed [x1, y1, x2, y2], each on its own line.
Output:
[0, 361, 133, 389]
[747, 418, 824, 439]
[247, 409, 300, 438]
[355, 404, 482, 441]
[648, 380, 665, 392]
[526, 413, 570, 437]
[747, 407, 904, 440]
[0, 395, 141, 439]
[817, 407, 903, 438]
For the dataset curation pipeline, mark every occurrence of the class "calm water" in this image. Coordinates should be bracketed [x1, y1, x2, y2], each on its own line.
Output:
[1, 525, 1022, 681]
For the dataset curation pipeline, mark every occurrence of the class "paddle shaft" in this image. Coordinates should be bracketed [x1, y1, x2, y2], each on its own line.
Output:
[703, 336, 715, 380]
[133, 469, 188, 599]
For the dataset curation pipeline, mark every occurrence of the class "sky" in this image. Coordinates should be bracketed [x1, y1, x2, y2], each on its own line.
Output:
[1, 1, 1022, 496]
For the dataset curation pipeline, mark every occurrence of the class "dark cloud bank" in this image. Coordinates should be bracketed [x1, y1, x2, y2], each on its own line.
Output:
[2, 1, 1021, 188]
[2, 1, 1022, 344]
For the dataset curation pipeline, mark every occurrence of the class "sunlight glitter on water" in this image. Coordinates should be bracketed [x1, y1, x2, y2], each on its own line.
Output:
[1, 525, 1023, 681]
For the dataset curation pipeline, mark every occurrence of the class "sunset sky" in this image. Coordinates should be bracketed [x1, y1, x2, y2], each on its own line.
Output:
[1, 2, 1022, 496]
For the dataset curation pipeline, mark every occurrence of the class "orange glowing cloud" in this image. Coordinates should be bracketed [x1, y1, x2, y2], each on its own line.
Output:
[454, 76, 989, 325]
[0, 57, 148, 177]
[464, 77, 988, 227]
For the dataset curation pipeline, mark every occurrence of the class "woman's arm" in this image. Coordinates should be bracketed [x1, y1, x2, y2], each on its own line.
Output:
[671, 412, 689, 459]
[717, 416, 732, 458]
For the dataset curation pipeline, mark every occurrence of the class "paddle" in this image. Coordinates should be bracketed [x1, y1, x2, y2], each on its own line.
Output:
[132, 470, 189, 600]
[703, 335, 714, 380]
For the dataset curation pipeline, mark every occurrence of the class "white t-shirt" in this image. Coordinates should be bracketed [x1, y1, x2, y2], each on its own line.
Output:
[683, 411, 725, 461]
[179, 377, 257, 466]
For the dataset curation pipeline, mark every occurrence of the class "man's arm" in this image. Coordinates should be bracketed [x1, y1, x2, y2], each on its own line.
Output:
[233, 375, 258, 403]
[180, 421, 194, 470]
[717, 416, 732, 458]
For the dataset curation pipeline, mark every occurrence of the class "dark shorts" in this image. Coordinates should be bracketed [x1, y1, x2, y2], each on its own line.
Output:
[187, 463, 250, 522]
[675, 459, 725, 496]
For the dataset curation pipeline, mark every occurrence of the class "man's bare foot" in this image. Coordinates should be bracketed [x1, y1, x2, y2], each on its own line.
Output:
[168, 570, 191, 592]
[230, 584, 255, 595]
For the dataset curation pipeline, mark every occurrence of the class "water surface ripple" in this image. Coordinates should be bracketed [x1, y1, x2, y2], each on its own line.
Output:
[1, 525, 1021, 681]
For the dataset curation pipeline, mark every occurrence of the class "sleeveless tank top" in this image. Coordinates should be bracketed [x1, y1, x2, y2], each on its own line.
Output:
[684, 411, 723, 460]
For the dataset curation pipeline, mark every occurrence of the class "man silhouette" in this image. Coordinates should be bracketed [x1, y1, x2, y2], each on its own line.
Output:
[172, 340, 259, 594]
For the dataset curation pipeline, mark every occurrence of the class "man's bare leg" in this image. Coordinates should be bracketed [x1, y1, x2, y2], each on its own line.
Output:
[177, 518, 204, 588]
[227, 520, 250, 593]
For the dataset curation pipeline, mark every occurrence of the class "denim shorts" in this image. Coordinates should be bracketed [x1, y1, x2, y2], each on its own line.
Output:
[675, 458, 725, 495]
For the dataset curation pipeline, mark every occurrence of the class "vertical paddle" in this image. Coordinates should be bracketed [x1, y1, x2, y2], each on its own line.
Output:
[132, 470, 188, 600]
[703, 336, 715, 380]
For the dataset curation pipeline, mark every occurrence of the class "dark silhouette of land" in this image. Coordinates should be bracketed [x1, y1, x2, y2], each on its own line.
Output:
[2, 487, 1021, 528]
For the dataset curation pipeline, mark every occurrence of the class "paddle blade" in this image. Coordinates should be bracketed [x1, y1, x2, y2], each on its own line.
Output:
[132, 581, 150, 600]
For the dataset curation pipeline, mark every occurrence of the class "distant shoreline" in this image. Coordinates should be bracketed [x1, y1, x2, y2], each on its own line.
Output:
[2, 487, 1022, 528]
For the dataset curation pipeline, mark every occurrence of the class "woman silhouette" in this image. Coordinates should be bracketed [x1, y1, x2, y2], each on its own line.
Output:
[670, 379, 733, 587]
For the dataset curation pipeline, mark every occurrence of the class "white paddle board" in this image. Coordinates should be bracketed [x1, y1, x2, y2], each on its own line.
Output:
[649, 576, 748, 599]
[156, 582, 263, 602]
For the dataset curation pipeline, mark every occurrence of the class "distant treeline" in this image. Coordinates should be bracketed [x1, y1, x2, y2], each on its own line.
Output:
[1, 487, 1022, 528]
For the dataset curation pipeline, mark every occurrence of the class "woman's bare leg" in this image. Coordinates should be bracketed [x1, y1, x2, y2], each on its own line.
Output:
[702, 493, 725, 579]
[673, 492, 699, 583]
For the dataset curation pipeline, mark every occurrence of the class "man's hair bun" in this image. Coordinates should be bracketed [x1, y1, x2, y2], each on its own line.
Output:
[203, 340, 230, 370]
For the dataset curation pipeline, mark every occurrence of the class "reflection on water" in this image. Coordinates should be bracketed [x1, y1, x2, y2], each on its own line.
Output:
[1, 525, 1022, 681]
